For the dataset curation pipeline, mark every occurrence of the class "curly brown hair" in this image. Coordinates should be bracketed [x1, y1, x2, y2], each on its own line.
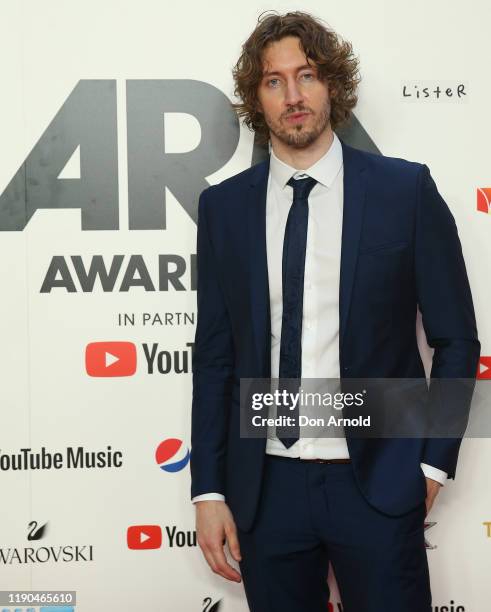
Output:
[232, 11, 361, 145]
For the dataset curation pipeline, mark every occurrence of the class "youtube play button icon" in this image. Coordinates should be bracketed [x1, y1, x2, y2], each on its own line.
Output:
[477, 357, 491, 380]
[127, 525, 162, 550]
[85, 341, 137, 377]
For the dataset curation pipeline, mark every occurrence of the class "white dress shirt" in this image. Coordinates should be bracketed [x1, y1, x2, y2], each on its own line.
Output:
[192, 133, 447, 504]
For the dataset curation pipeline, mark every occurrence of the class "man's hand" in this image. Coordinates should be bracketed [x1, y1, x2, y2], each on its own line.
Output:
[195, 500, 242, 582]
[424, 477, 442, 516]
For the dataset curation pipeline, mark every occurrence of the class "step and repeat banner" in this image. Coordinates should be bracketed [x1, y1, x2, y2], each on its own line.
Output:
[0, 1, 490, 610]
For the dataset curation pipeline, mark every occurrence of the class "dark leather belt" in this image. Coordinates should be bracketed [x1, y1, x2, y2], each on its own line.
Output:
[298, 458, 351, 464]
[267, 455, 351, 464]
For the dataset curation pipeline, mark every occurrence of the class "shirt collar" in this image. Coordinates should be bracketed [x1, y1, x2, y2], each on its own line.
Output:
[269, 131, 343, 191]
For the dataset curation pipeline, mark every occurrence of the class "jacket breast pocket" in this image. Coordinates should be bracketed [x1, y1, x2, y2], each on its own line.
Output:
[358, 240, 409, 256]
[355, 241, 411, 308]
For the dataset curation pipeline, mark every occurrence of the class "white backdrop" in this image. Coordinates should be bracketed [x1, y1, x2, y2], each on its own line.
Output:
[0, 1, 490, 611]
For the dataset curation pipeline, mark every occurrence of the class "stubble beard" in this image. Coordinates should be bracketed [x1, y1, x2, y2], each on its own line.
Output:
[265, 100, 331, 149]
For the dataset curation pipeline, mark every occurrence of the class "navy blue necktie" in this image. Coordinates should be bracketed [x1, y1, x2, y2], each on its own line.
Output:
[276, 175, 318, 448]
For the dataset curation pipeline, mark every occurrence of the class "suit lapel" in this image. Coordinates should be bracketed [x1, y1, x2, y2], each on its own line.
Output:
[339, 141, 367, 351]
[245, 140, 367, 376]
[246, 158, 271, 377]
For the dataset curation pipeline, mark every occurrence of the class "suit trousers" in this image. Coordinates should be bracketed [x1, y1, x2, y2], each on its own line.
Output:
[236, 454, 432, 612]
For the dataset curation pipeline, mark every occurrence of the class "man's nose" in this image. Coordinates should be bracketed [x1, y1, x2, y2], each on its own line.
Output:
[284, 79, 304, 107]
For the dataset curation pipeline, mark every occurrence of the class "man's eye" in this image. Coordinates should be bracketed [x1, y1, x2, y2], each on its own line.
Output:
[268, 78, 280, 87]
[301, 73, 314, 81]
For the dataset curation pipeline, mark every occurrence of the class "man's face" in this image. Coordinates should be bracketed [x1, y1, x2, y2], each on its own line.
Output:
[256, 35, 332, 149]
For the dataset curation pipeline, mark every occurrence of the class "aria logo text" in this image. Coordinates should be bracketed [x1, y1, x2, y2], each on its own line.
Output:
[40, 254, 196, 293]
[0, 80, 255, 232]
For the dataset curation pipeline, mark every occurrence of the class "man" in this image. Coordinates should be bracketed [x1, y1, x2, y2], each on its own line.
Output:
[190, 10, 479, 612]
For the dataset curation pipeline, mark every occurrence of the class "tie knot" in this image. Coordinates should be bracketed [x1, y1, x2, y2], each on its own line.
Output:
[287, 175, 317, 201]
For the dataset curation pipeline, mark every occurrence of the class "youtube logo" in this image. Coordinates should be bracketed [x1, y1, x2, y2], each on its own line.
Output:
[477, 357, 491, 380]
[127, 525, 162, 550]
[477, 187, 491, 214]
[85, 341, 137, 377]
[127, 524, 196, 549]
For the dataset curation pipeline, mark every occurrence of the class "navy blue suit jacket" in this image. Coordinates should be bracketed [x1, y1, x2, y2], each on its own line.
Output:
[190, 139, 480, 533]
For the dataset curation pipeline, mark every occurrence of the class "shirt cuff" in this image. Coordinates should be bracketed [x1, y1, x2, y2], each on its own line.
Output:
[191, 493, 226, 504]
[420, 462, 448, 486]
